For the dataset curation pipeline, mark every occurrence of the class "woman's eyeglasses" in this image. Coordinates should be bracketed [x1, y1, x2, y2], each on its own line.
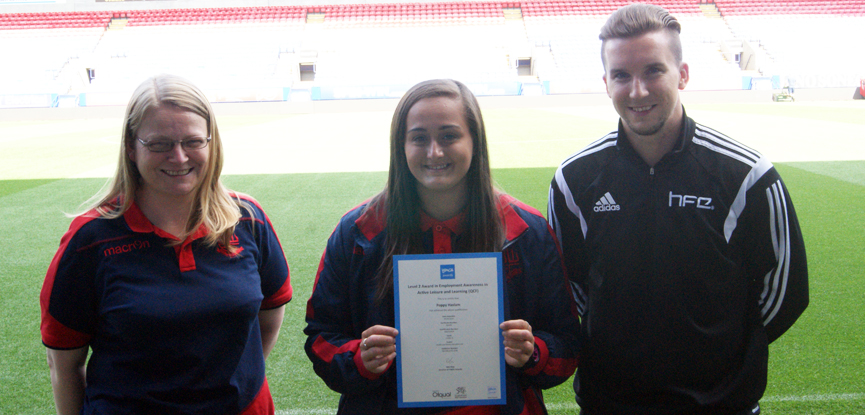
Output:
[136, 137, 211, 153]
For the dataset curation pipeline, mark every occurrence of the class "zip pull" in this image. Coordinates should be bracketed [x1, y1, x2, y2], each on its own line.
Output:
[649, 167, 655, 176]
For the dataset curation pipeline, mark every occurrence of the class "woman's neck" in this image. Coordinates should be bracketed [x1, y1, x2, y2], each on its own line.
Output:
[135, 189, 194, 238]
[418, 187, 467, 222]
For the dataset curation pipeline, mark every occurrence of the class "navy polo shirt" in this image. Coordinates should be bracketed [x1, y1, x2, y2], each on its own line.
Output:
[41, 196, 291, 414]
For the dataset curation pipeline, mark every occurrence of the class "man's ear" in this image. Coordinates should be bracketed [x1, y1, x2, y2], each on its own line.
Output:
[678, 62, 690, 90]
[603, 74, 611, 98]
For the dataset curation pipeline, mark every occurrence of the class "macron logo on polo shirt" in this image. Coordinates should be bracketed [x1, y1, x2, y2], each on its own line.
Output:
[103, 240, 151, 257]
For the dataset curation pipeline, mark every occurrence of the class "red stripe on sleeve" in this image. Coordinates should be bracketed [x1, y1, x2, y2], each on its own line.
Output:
[261, 275, 293, 310]
[305, 250, 328, 320]
[239, 376, 274, 415]
[40, 214, 97, 349]
[521, 336, 550, 377]
[352, 344, 389, 380]
[311, 336, 361, 363]
[41, 310, 91, 349]
[542, 356, 579, 378]
[311, 336, 386, 381]
[234, 193, 292, 310]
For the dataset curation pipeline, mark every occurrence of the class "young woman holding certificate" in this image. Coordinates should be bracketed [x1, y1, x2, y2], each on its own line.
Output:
[304, 79, 580, 415]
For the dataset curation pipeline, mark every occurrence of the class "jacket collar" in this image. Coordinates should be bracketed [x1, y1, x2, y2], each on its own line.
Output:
[615, 106, 695, 164]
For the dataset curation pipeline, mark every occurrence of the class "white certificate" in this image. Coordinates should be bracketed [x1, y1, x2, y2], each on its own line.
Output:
[393, 252, 505, 408]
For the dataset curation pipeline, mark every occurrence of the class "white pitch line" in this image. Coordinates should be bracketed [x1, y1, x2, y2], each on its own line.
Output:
[761, 392, 865, 402]
[276, 410, 335, 415]
[275, 393, 865, 415]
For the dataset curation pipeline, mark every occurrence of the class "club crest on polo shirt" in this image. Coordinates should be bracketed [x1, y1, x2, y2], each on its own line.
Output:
[217, 234, 244, 258]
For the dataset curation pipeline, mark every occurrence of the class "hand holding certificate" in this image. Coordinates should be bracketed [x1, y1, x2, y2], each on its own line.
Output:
[358, 325, 399, 375]
[393, 252, 506, 408]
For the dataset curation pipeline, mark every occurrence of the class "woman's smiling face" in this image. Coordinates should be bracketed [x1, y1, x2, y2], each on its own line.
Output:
[403, 96, 474, 203]
[128, 104, 210, 207]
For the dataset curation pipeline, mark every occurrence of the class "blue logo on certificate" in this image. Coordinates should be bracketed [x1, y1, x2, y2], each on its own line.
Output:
[440, 264, 455, 279]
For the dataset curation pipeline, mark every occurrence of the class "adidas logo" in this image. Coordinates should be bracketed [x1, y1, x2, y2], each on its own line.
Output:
[593, 192, 621, 212]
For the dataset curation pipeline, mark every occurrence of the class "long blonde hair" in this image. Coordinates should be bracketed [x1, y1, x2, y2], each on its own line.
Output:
[80, 74, 243, 250]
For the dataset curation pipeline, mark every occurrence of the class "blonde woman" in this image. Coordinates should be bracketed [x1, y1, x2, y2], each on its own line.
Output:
[40, 74, 291, 415]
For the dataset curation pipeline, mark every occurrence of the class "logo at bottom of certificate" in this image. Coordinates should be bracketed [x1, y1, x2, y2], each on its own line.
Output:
[487, 386, 499, 399]
[455, 387, 467, 399]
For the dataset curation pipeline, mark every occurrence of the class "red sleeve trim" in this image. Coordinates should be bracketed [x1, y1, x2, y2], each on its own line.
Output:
[305, 249, 328, 320]
[233, 194, 292, 310]
[496, 194, 529, 241]
[261, 275, 292, 309]
[239, 376, 274, 415]
[41, 311, 91, 349]
[311, 336, 385, 380]
[542, 356, 579, 378]
[521, 336, 550, 377]
[311, 336, 360, 363]
[353, 345, 389, 380]
[40, 214, 97, 349]
[355, 199, 386, 242]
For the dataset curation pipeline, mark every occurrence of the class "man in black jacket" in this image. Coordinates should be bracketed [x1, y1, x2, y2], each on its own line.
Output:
[548, 4, 809, 414]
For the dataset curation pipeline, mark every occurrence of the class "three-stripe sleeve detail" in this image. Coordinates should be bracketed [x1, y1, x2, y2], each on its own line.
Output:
[550, 135, 616, 314]
[723, 155, 773, 242]
[549, 176, 589, 313]
[759, 180, 792, 326]
[693, 125, 792, 326]
[692, 126, 773, 243]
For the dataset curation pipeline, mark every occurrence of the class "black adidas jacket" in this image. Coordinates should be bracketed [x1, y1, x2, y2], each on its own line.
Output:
[547, 110, 808, 414]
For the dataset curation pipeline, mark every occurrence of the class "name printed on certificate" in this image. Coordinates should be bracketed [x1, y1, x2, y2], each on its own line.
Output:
[393, 252, 506, 408]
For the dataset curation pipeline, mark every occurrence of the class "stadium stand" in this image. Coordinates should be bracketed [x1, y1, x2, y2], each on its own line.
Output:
[717, 0, 865, 89]
[1, 0, 862, 107]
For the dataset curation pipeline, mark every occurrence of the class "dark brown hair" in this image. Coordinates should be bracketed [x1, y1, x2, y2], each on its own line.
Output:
[367, 79, 503, 302]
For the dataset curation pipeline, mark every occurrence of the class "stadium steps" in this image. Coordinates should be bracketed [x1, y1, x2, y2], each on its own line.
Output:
[700, 3, 723, 18]
[108, 17, 127, 30]
[503, 7, 523, 20]
[306, 12, 325, 24]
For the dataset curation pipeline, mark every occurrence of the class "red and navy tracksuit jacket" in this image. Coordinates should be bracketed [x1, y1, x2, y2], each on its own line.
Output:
[40, 195, 292, 415]
[304, 193, 580, 415]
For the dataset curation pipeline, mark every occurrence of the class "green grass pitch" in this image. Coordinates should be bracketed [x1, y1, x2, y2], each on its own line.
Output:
[0, 99, 863, 414]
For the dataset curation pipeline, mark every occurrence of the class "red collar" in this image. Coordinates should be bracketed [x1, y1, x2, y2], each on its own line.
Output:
[124, 202, 209, 272]
[355, 193, 531, 243]
[420, 210, 466, 234]
[124, 202, 209, 243]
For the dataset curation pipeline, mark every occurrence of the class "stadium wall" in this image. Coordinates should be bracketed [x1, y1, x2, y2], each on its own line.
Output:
[0, 87, 855, 122]
[0, 0, 430, 13]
